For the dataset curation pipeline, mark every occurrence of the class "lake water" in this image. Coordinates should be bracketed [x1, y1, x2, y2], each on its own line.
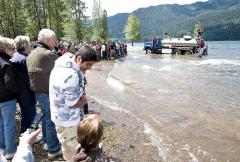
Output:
[86, 41, 240, 162]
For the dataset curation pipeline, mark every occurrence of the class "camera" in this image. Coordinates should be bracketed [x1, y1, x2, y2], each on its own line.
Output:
[24, 110, 43, 134]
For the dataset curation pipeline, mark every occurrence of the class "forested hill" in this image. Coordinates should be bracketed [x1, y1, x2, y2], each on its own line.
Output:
[108, 0, 240, 41]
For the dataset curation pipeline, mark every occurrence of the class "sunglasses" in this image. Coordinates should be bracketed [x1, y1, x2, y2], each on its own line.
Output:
[8, 47, 15, 51]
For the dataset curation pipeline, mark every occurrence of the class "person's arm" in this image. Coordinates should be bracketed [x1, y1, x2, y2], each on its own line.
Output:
[12, 144, 33, 162]
[70, 95, 87, 108]
[12, 129, 41, 162]
[63, 72, 86, 109]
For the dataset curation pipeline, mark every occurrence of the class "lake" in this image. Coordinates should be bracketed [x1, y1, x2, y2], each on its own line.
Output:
[87, 41, 240, 162]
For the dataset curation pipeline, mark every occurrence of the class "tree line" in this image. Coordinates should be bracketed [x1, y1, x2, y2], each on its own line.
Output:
[0, 0, 110, 42]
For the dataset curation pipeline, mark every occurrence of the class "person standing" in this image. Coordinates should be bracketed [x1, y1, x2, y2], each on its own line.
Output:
[101, 43, 107, 60]
[0, 37, 19, 160]
[49, 45, 97, 161]
[26, 28, 61, 158]
[11, 36, 36, 133]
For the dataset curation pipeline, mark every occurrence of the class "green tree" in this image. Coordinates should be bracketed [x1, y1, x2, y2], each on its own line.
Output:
[24, 0, 45, 39]
[0, 0, 88, 41]
[92, 0, 102, 41]
[23, 0, 68, 40]
[0, 0, 27, 38]
[193, 20, 204, 38]
[100, 10, 109, 42]
[83, 26, 93, 42]
[91, 0, 109, 42]
[124, 14, 141, 46]
[69, 0, 88, 41]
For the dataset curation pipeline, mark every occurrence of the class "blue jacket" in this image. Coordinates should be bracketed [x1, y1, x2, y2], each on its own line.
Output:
[11, 52, 36, 104]
[11, 52, 29, 84]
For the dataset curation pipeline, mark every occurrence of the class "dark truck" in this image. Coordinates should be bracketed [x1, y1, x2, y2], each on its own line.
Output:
[143, 36, 207, 56]
[143, 37, 162, 54]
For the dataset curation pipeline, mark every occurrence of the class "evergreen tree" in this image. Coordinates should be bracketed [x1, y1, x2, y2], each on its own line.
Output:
[68, 0, 88, 41]
[124, 14, 141, 46]
[0, 0, 92, 42]
[100, 10, 109, 42]
[193, 20, 204, 38]
[0, 0, 27, 38]
[23, 0, 68, 40]
[92, 0, 102, 41]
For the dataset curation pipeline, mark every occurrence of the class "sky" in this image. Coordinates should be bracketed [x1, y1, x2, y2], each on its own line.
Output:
[82, 0, 208, 17]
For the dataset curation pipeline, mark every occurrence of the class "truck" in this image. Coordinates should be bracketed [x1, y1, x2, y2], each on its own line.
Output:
[143, 37, 162, 54]
[143, 36, 208, 56]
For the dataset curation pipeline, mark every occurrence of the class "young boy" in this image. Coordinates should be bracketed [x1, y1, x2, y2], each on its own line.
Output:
[73, 114, 109, 162]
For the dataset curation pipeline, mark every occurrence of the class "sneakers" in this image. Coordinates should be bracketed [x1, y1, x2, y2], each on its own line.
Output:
[48, 149, 62, 159]
[5, 152, 15, 160]
[43, 143, 48, 151]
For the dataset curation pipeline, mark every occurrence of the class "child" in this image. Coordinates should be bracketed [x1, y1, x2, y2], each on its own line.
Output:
[73, 114, 109, 162]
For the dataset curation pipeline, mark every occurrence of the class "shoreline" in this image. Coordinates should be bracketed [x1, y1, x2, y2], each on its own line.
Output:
[88, 98, 160, 162]
[127, 45, 145, 54]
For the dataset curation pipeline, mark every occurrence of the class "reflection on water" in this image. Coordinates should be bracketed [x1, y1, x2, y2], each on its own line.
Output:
[87, 41, 240, 162]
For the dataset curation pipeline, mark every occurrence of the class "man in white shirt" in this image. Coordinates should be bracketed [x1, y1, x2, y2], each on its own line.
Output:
[101, 43, 107, 59]
[49, 45, 97, 161]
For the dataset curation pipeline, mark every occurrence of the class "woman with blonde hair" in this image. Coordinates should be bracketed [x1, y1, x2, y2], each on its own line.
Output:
[0, 36, 19, 160]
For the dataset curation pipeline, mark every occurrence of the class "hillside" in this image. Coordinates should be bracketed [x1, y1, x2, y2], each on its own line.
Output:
[107, 0, 240, 41]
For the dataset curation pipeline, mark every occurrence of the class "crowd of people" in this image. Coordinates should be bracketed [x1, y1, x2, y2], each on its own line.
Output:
[55, 41, 127, 61]
[0, 28, 125, 161]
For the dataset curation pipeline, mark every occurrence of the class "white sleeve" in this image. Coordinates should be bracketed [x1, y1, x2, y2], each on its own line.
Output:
[62, 72, 84, 107]
[12, 144, 34, 162]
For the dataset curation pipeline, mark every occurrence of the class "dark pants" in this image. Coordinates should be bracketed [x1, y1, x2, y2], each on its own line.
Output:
[102, 51, 107, 59]
[18, 89, 36, 133]
[83, 103, 88, 115]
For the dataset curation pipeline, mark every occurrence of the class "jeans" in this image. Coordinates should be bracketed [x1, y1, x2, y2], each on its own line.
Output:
[18, 90, 36, 133]
[0, 99, 17, 155]
[35, 93, 61, 154]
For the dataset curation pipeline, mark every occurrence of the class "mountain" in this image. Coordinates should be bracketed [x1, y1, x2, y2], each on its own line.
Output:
[108, 13, 129, 39]
[107, 0, 240, 41]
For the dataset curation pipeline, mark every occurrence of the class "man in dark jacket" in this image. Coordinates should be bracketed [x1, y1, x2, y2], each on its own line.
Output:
[0, 36, 19, 160]
[26, 29, 61, 159]
[11, 36, 36, 133]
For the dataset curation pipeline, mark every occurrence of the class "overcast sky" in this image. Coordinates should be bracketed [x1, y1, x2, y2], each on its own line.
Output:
[82, 0, 208, 17]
